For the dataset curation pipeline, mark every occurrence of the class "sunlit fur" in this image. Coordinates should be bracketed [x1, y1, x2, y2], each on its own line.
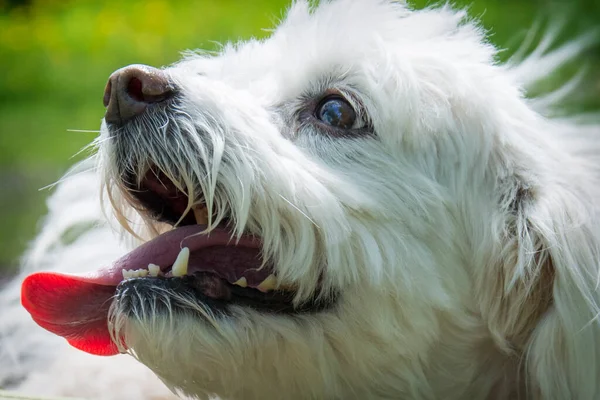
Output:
[3, 0, 600, 399]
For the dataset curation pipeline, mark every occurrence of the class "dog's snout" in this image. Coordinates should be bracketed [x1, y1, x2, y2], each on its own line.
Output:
[103, 64, 174, 125]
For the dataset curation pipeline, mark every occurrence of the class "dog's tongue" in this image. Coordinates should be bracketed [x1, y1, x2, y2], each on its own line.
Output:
[21, 271, 120, 355]
[21, 225, 260, 356]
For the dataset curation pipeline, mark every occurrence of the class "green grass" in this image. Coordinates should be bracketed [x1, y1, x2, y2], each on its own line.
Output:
[0, 0, 598, 270]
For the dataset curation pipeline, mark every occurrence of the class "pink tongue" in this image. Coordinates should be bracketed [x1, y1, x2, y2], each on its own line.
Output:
[21, 225, 260, 356]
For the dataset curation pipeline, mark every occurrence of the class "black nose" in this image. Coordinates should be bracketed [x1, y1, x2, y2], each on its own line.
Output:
[103, 64, 174, 125]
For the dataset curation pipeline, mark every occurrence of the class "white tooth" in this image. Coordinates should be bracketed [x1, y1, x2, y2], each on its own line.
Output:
[233, 277, 248, 288]
[122, 268, 150, 279]
[171, 247, 190, 277]
[148, 263, 160, 277]
[257, 274, 277, 292]
[193, 206, 209, 225]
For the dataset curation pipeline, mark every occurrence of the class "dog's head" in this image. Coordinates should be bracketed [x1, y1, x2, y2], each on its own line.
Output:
[22, 1, 600, 399]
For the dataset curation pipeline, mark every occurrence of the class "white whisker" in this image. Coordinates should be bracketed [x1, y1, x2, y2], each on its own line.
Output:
[278, 194, 320, 229]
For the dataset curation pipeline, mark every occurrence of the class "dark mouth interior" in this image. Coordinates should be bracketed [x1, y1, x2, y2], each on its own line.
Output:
[120, 168, 329, 314]
[126, 168, 196, 226]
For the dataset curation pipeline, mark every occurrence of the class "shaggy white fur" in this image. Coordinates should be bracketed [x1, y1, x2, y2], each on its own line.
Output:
[2, 1, 600, 399]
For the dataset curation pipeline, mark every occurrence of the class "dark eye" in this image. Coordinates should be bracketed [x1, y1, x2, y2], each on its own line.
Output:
[316, 96, 356, 129]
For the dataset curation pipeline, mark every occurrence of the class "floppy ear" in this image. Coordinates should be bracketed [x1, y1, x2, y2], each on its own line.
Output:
[477, 177, 600, 399]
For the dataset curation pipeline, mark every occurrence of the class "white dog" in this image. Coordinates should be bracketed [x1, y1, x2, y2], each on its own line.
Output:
[2, 1, 600, 399]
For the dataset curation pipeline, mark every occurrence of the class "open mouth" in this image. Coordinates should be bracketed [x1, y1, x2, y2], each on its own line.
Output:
[21, 167, 331, 357]
[119, 168, 317, 310]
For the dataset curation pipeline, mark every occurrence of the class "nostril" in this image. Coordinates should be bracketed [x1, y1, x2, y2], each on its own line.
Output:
[125, 75, 173, 104]
[126, 77, 144, 103]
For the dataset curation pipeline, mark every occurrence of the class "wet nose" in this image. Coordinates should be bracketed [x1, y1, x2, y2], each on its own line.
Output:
[103, 64, 174, 125]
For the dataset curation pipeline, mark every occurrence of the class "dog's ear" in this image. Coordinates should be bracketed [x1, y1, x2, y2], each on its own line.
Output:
[476, 179, 600, 398]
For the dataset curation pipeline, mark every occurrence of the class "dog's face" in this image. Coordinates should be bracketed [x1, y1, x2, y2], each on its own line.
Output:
[98, 1, 548, 398]
[99, 2, 514, 397]
[21, 1, 600, 399]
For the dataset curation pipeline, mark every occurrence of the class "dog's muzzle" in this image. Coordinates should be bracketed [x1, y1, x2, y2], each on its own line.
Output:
[103, 64, 176, 126]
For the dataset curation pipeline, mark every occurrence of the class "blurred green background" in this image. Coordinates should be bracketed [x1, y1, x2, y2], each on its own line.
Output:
[0, 0, 598, 275]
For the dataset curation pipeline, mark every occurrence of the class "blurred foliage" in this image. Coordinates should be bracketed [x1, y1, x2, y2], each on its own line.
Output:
[0, 0, 598, 271]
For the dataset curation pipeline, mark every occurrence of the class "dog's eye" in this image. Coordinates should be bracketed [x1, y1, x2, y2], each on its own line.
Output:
[316, 96, 356, 129]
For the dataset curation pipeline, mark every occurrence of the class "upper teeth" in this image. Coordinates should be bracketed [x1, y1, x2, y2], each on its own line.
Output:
[171, 247, 190, 277]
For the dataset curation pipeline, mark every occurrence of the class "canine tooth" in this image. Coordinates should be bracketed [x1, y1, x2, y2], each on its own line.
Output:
[171, 247, 190, 277]
[257, 274, 277, 292]
[193, 206, 209, 225]
[233, 277, 248, 288]
[148, 263, 160, 277]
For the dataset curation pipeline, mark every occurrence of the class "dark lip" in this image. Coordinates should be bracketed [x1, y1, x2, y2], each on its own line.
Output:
[115, 273, 334, 316]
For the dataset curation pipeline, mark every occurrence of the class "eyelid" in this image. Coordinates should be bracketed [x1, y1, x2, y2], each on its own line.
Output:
[313, 89, 349, 110]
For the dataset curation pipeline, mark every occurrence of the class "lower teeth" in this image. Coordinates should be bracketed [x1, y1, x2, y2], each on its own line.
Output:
[148, 263, 160, 277]
[121, 250, 285, 294]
